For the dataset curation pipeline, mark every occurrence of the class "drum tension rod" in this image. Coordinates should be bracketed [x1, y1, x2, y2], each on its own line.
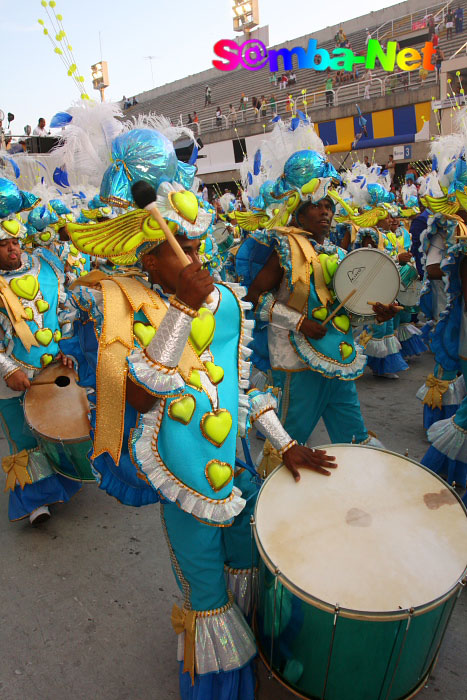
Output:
[268, 568, 281, 680]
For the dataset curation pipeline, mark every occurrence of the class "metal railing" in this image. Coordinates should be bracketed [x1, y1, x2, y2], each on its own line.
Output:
[450, 39, 467, 58]
[381, 68, 438, 94]
[335, 77, 384, 102]
[374, 0, 453, 41]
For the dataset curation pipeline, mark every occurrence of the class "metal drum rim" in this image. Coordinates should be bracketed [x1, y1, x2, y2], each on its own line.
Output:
[253, 443, 467, 621]
[332, 248, 401, 317]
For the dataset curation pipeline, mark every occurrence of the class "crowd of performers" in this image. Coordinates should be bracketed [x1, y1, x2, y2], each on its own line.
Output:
[0, 101, 467, 699]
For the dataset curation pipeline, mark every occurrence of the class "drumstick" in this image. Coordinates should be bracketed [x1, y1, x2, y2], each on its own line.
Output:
[322, 290, 356, 326]
[132, 181, 213, 303]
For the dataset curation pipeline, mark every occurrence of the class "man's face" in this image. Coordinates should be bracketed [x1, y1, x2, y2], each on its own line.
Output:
[389, 216, 399, 232]
[0, 238, 22, 270]
[378, 215, 391, 231]
[142, 235, 201, 292]
[39, 119, 45, 129]
[297, 199, 333, 237]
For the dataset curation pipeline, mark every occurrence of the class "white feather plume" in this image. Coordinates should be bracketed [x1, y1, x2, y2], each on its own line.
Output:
[430, 133, 463, 188]
[123, 113, 197, 146]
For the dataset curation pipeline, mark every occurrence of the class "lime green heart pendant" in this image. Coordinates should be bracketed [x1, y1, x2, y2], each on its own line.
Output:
[201, 409, 232, 447]
[205, 361, 224, 385]
[339, 342, 354, 360]
[10, 275, 39, 301]
[312, 306, 328, 322]
[35, 329, 53, 346]
[333, 314, 350, 333]
[2, 219, 21, 237]
[133, 322, 156, 348]
[205, 460, 233, 492]
[168, 395, 196, 425]
[169, 190, 199, 224]
[36, 299, 49, 314]
[190, 308, 215, 355]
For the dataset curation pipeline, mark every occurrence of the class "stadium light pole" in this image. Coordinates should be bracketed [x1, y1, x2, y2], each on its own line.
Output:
[91, 61, 109, 102]
[232, 0, 259, 35]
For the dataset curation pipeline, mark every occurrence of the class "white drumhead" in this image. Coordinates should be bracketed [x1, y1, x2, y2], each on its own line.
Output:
[333, 248, 400, 316]
[254, 445, 467, 613]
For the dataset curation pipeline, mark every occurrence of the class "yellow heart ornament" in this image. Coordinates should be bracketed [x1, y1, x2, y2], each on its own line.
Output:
[24, 307, 34, 321]
[69, 245, 78, 255]
[35, 329, 53, 346]
[36, 299, 49, 313]
[53, 330, 62, 342]
[40, 353, 54, 367]
[189, 308, 215, 355]
[189, 370, 202, 389]
[2, 219, 21, 237]
[201, 409, 232, 447]
[40, 232, 51, 242]
[333, 314, 350, 333]
[168, 395, 196, 425]
[312, 306, 328, 322]
[205, 361, 224, 385]
[339, 342, 354, 360]
[10, 275, 39, 301]
[133, 322, 156, 348]
[205, 460, 233, 492]
[169, 190, 199, 224]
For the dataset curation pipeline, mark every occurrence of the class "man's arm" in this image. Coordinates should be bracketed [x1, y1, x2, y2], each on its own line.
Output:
[244, 250, 284, 306]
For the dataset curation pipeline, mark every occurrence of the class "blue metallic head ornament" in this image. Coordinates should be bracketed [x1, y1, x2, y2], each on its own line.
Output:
[259, 180, 277, 209]
[283, 150, 339, 190]
[49, 198, 71, 215]
[28, 206, 54, 231]
[0, 178, 23, 219]
[100, 129, 179, 206]
[367, 183, 395, 205]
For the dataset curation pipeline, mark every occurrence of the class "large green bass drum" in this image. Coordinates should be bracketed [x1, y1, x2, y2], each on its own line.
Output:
[253, 445, 467, 700]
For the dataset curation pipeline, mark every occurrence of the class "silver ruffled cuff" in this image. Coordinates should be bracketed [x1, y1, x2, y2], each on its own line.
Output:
[146, 304, 193, 368]
[257, 292, 274, 322]
[0, 353, 21, 379]
[364, 334, 402, 358]
[176, 601, 256, 674]
[225, 566, 257, 617]
[254, 408, 292, 451]
[427, 417, 467, 462]
[416, 375, 466, 407]
[271, 301, 303, 332]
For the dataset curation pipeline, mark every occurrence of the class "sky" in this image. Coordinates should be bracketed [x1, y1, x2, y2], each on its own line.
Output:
[2, 0, 396, 136]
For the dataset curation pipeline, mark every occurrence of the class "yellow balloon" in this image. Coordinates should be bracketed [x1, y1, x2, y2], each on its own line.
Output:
[78, 76, 85, 82]
[41, 0, 47, 6]
[49, 1, 56, 7]
[57, 13, 63, 20]
[55, 33, 61, 40]
[54, 47, 62, 54]
[67, 45, 72, 50]
[38, 19, 44, 25]
[81, 93, 90, 100]
[67, 69, 72, 76]
[43, 28, 48, 34]
[70, 63, 76, 72]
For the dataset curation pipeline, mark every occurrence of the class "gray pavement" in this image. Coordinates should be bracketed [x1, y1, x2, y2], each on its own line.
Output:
[0, 351, 466, 700]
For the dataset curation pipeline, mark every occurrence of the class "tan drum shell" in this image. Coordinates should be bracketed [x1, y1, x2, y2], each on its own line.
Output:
[253, 445, 467, 622]
[24, 364, 91, 443]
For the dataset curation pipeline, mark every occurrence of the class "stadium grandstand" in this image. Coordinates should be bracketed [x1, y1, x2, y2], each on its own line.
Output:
[123, 0, 467, 189]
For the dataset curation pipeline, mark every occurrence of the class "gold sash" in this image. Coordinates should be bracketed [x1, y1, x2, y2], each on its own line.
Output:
[93, 277, 204, 464]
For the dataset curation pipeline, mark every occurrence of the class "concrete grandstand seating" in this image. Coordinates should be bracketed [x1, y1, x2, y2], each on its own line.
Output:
[124, 0, 467, 134]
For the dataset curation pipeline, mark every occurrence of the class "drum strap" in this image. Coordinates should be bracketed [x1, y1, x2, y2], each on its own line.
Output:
[94, 277, 204, 464]
[275, 228, 332, 311]
[0, 276, 40, 351]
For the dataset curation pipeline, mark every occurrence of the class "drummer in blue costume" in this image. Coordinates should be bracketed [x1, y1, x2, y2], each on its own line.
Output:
[419, 119, 467, 488]
[0, 178, 81, 524]
[236, 121, 398, 449]
[61, 126, 335, 700]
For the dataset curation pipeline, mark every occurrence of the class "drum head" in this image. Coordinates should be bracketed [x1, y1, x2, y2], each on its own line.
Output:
[254, 445, 467, 614]
[24, 364, 91, 442]
[212, 223, 231, 245]
[333, 248, 400, 316]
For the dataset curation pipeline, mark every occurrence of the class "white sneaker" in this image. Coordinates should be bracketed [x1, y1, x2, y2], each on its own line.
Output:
[383, 373, 399, 379]
[29, 506, 51, 526]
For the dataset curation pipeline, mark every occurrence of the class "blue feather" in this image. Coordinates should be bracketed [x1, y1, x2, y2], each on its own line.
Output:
[247, 172, 253, 185]
[272, 115, 281, 123]
[53, 167, 70, 188]
[253, 149, 262, 176]
[188, 145, 198, 165]
[7, 158, 20, 178]
[50, 112, 73, 128]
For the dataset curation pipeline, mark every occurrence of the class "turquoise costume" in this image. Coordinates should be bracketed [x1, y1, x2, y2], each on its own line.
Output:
[0, 178, 80, 519]
[61, 126, 299, 700]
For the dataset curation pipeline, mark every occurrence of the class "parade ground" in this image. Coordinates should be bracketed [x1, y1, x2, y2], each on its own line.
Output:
[1, 351, 466, 700]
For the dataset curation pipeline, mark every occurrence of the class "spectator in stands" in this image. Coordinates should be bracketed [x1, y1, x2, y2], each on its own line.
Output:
[228, 104, 237, 127]
[239, 93, 248, 111]
[260, 95, 267, 118]
[187, 114, 193, 124]
[337, 27, 346, 47]
[131, 97, 138, 106]
[446, 8, 454, 39]
[205, 85, 212, 106]
[280, 74, 288, 90]
[432, 31, 439, 49]
[202, 183, 208, 201]
[325, 69, 334, 107]
[365, 29, 371, 46]
[285, 94, 293, 113]
[364, 155, 370, 167]
[193, 111, 199, 124]
[7, 139, 27, 154]
[363, 82, 371, 99]
[427, 14, 435, 40]
[434, 47, 445, 77]
[455, 5, 464, 33]
[33, 118, 48, 137]
[270, 72, 278, 86]
[122, 95, 131, 109]
[24, 125, 32, 136]
[216, 107, 222, 129]
[387, 154, 396, 183]
[270, 94, 277, 115]
[252, 97, 260, 121]
[289, 71, 297, 85]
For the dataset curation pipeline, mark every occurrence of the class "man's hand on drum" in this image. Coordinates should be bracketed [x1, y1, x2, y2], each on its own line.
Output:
[5, 368, 31, 392]
[57, 353, 74, 370]
[283, 444, 337, 482]
[299, 318, 327, 339]
[398, 252, 412, 264]
[371, 302, 403, 323]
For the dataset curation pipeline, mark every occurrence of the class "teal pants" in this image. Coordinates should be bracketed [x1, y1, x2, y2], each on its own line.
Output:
[161, 469, 258, 611]
[272, 369, 368, 445]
